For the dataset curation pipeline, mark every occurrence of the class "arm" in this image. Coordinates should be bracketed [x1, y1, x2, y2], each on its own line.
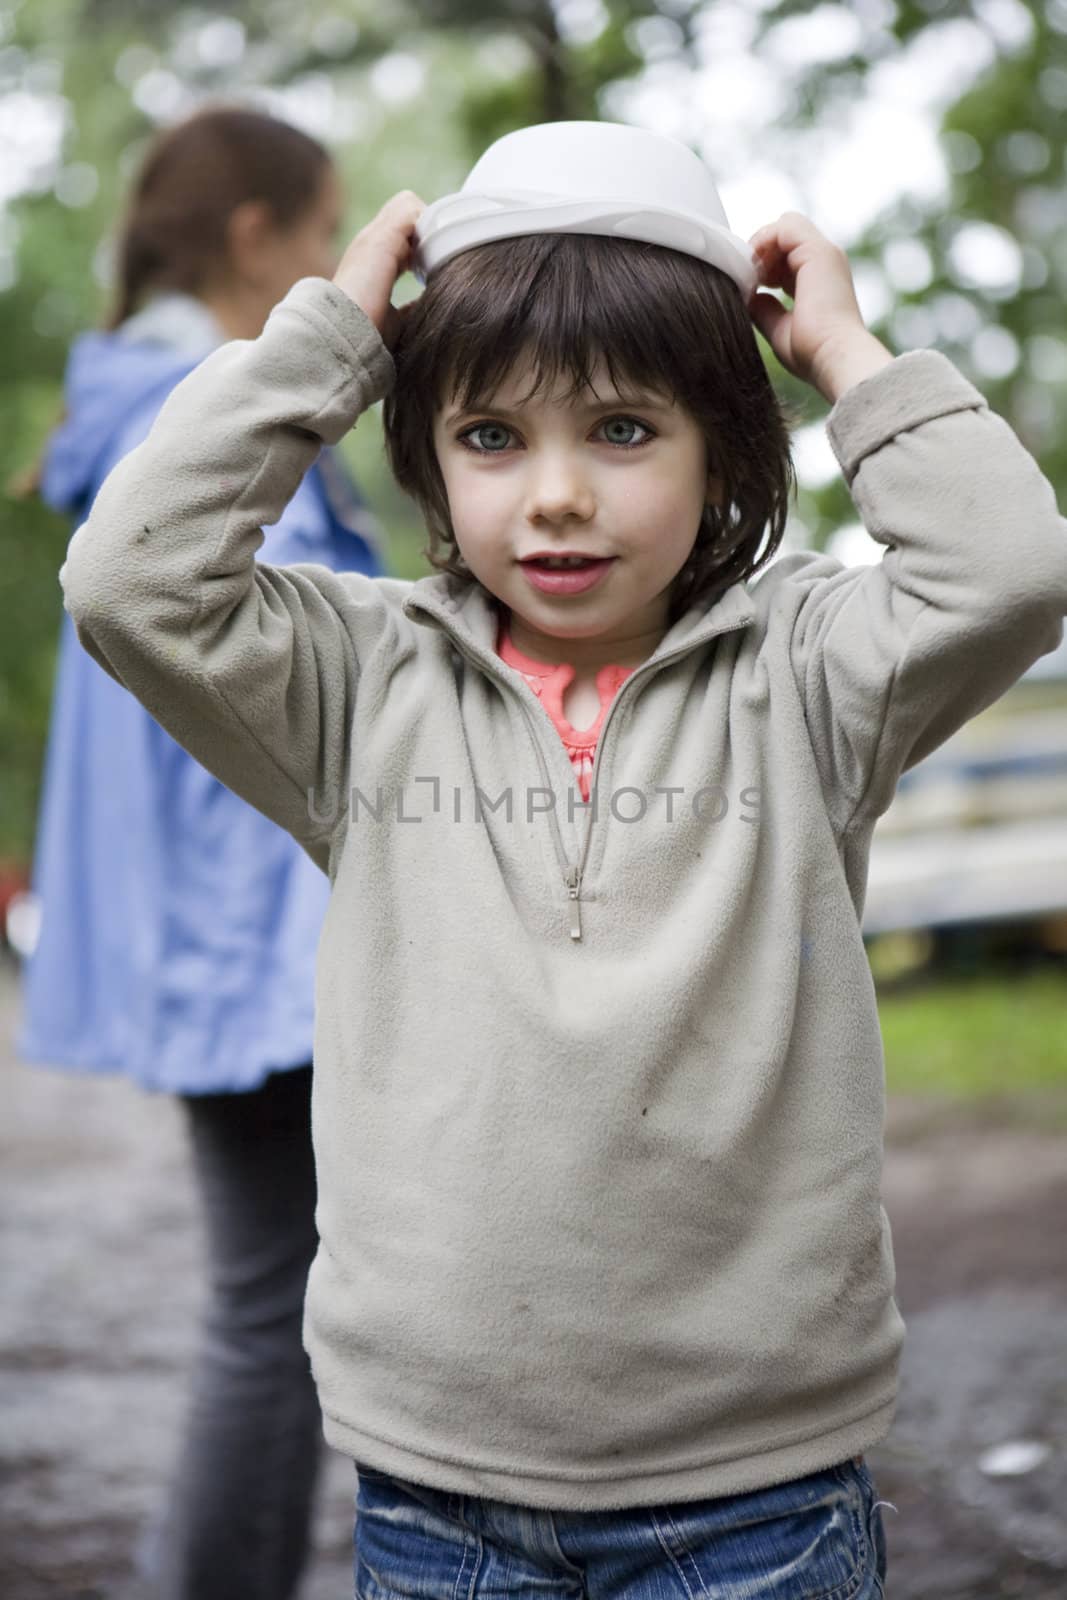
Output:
[748, 213, 1067, 832]
[60, 193, 425, 863]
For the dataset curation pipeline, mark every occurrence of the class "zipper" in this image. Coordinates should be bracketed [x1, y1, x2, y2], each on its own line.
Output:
[564, 864, 582, 940]
[505, 657, 652, 940]
[414, 603, 753, 943]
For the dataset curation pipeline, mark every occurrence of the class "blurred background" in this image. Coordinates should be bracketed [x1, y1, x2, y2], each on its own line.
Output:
[1, 1, 1065, 1596]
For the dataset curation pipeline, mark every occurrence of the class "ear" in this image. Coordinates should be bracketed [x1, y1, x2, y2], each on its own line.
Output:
[706, 472, 725, 509]
[225, 200, 278, 285]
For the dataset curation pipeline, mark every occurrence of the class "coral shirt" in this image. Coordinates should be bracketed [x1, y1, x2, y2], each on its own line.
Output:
[496, 617, 636, 801]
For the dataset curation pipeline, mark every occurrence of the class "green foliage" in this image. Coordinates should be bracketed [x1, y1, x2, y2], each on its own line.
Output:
[751, 0, 1067, 535]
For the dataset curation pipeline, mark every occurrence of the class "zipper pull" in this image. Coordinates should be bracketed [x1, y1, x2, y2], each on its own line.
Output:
[565, 865, 582, 941]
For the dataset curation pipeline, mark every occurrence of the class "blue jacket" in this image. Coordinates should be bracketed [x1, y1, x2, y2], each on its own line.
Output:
[17, 293, 386, 1092]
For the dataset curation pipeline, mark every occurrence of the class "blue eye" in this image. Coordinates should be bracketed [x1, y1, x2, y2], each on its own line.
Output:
[601, 416, 652, 448]
[457, 412, 655, 451]
[460, 422, 511, 454]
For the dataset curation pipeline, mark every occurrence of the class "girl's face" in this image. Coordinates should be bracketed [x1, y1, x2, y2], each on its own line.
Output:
[432, 351, 722, 664]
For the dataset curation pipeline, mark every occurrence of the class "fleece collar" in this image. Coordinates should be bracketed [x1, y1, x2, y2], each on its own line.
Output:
[401, 570, 756, 680]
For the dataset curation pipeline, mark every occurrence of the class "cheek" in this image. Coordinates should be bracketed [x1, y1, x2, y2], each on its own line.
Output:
[623, 473, 701, 543]
[440, 462, 508, 542]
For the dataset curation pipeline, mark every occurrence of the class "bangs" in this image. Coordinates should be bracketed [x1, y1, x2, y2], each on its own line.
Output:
[421, 235, 696, 418]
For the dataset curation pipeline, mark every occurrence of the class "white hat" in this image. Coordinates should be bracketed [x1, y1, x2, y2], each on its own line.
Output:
[413, 120, 757, 299]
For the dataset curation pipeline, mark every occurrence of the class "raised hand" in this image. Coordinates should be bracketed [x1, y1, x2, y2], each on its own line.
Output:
[747, 212, 892, 404]
[332, 190, 426, 351]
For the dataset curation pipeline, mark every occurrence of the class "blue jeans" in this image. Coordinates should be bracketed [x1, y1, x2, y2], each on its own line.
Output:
[352, 1454, 887, 1599]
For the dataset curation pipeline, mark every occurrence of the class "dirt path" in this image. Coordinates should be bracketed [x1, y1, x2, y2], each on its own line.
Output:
[1, 962, 1064, 1599]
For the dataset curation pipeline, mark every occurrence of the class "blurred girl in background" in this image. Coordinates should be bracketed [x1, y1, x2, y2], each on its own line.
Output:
[16, 104, 386, 1599]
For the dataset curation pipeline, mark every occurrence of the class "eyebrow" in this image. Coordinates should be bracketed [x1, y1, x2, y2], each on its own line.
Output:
[444, 391, 672, 423]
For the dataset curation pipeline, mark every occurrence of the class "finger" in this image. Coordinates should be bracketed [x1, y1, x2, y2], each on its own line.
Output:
[760, 211, 823, 246]
[751, 212, 827, 259]
[760, 213, 843, 286]
[750, 228, 787, 284]
[749, 286, 788, 348]
[383, 189, 426, 222]
[369, 193, 424, 255]
[753, 242, 794, 298]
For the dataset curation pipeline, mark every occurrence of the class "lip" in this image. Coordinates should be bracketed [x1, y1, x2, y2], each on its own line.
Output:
[521, 551, 607, 562]
[520, 556, 616, 596]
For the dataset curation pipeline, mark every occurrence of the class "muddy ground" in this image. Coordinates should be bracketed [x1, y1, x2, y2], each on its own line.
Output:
[1, 960, 1065, 1600]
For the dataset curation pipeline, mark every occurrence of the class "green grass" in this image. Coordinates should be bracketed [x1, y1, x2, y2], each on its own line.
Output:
[878, 969, 1067, 1098]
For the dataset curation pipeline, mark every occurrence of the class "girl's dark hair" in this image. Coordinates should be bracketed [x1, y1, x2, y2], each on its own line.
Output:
[104, 104, 331, 328]
[382, 233, 799, 626]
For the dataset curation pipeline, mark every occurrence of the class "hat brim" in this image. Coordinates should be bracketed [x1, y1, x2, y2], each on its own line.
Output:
[413, 194, 757, 296]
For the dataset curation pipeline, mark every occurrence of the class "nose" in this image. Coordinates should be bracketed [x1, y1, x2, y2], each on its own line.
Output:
[524, 450, 596, 526]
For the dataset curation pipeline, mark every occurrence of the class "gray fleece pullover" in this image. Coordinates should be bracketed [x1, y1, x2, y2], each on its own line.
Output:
[59, 276, 1067, 1509]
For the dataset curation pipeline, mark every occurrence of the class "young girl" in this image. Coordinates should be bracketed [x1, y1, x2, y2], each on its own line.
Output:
[59, 120, 1067, 1597]
[16, 105, 386, 1599]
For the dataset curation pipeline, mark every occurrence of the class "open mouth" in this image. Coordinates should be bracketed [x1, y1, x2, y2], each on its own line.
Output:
[521, 556, 608, 568]
[520, 557, 617, 595]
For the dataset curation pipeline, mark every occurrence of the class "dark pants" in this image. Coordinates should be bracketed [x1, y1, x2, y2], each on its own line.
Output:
[154, 1064, 323, 1600]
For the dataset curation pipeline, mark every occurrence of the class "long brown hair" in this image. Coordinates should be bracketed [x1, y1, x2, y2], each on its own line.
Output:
[104, 104, 330, 329]
[9, 104, 331, 498]
[382, 232, 799, 626]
